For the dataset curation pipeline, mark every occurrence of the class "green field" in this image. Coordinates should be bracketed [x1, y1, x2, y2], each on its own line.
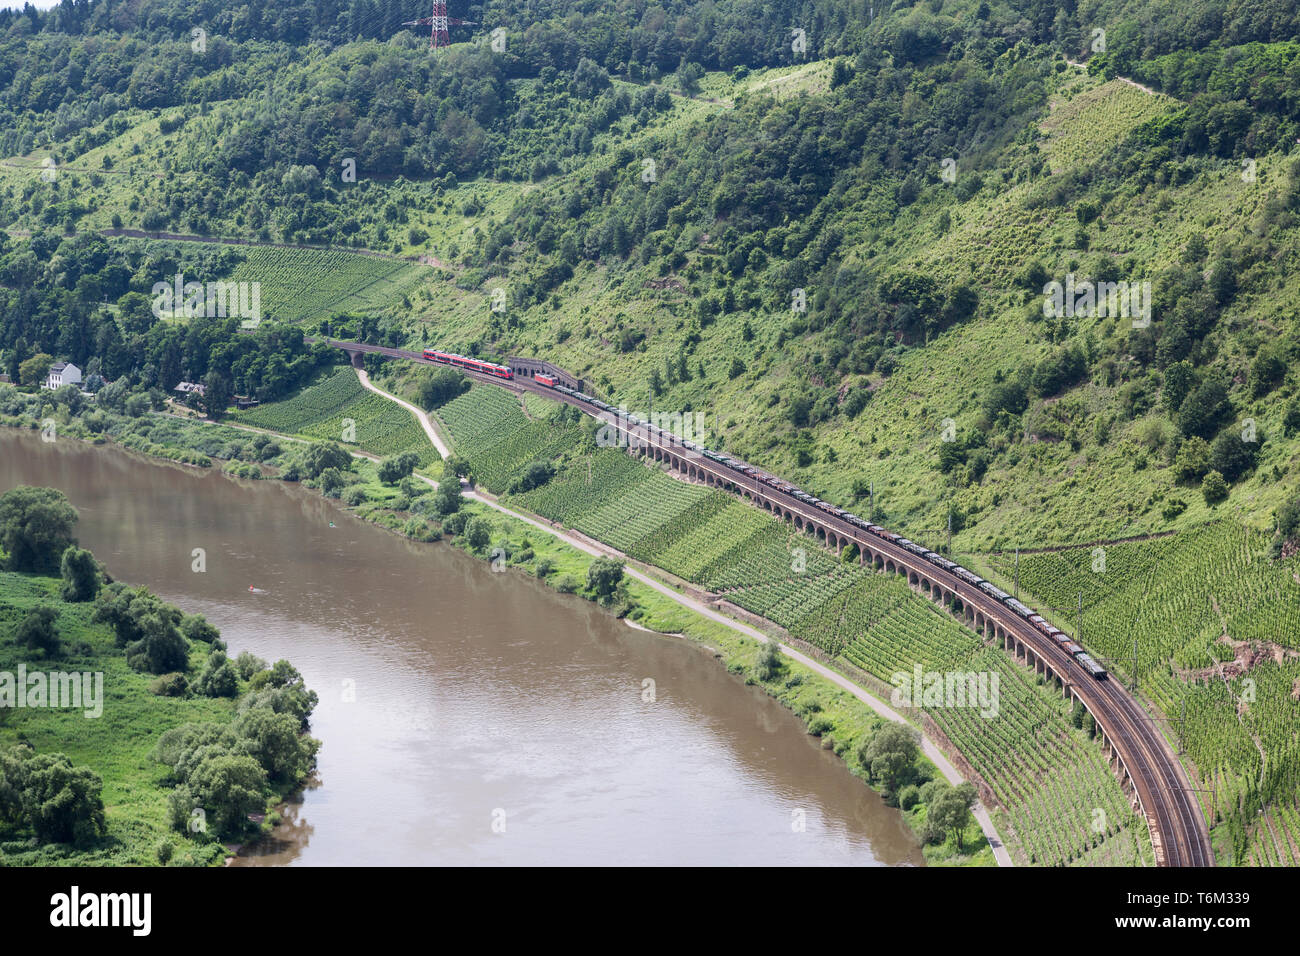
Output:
[233, 367, 437, 466]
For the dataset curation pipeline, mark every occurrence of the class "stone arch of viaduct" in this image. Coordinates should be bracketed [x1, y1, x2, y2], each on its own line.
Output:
[632, 436, 1143, 812]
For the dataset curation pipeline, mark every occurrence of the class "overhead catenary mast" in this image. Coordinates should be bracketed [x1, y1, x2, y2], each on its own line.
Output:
[402, 1, 475, 49]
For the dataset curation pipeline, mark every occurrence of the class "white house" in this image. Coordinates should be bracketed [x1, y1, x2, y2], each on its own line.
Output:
[45, 362, 82, 390]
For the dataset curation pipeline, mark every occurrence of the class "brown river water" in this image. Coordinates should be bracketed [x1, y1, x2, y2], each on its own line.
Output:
[0, 429, 923, 865]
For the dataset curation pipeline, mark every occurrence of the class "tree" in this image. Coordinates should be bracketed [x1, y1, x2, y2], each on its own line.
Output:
[434, 480, 462, 516]
[508, 460, 555, 493]
[378, 451, 420, 484]
[1201, 470, 1229, 505]
[196, 650, 239, 698]
[201, 371, 232, 418]
[586, 556, 624, 606]
[0, 486, 78, 573]
[858, 723, 919, 796]
[181, 614, 221, 645]
[12, 749, 106, 847]
[1209, 428, 1260, 482]
[465, 516, 493, 553]
[59, 546, 101, 602]
[1162, 361, 1196, 413]
[1173, 435, 1211, 482]
[925, 782, 977, 849]
[1176, 378, 1229, 439]
[184, 752, 267, 838]
[123, 392, 150, 417]
[302, 442, 353, 479]
[754, 637, 783, 681]
[728, 357, 746, 379]
[676, 61, 703, 97]
[18, 352, 54, 386]
[234, 707, 318, 783]
[16, 606, 60, 657]
[414, 367, 469, 409]
[125, 612, 190, 675]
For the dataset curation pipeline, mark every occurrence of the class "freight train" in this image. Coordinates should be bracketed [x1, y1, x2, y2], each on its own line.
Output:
[540, 377, 1108, 681]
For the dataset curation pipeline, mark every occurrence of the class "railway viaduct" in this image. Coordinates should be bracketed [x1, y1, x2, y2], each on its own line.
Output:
[310, 337, 1213, 866]
[632, 430, 1146, 805]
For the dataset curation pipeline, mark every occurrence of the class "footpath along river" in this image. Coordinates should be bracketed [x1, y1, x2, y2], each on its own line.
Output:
[0, 429, 924, 865]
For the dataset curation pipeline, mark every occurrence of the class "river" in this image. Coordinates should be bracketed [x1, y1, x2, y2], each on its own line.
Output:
[0, 429, 923, 865]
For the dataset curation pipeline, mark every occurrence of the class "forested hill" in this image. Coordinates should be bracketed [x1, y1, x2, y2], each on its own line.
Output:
[3, 0, 1300, 547]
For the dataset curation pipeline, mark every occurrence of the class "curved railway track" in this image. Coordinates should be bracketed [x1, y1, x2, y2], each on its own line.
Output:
[319, 338, 1214, 866]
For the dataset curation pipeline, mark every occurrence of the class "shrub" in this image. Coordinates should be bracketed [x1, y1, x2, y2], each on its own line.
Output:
[807, 715, 833, 736]
[1173, 436, 1211, 482]
[59, 546, 102, 602]
[16, 606, 60, 657]
[898, 784, 922, 811]
[196, 651, 239, 698]
[465, 516, 493, 552]
[1209, 427, 1260, 482]
[150, 672, 190, 697]
[1201, 470, 1229, 505]
[235, 652, 269, 681]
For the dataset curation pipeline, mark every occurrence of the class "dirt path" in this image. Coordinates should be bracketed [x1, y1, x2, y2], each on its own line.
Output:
[354, 368, 453, 459]
[1065, 58, 1161, 96]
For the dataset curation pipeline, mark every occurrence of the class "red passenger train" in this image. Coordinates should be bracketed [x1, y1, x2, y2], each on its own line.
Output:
[423, 349, 513, 379]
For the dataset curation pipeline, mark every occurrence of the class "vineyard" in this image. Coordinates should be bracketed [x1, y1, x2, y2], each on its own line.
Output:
[233, 366, 436, 465]
[986, 522, 1300, 863]
[436, 387, 584, 493]
[791, 573, 1151, 867]
[227, 246, 429, 322]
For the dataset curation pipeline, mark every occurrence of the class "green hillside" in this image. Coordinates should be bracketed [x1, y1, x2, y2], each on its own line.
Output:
[2, 0, 1300, 868]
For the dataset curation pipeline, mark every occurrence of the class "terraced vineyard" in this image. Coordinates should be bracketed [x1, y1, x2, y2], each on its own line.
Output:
[794, 573, 1151, 866]
[227, 246, 429, 322]
[436, 387, 583, 493]
[232, 366, 437, 465]
[988, 522, 1300, 862]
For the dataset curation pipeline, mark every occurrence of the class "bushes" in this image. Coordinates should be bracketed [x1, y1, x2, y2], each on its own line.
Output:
[1176, 377, 1229, 439]
[1201, 470, 1229, 505]
[156, 662, 319, 840]
[0, 746, 106, 847]
[0, 486, 78, 573]
[150, 672, 190, 697]
[59, 546, 102, 602]
[195, 650, 239, 698]
[1209, 428, 1260, 482]
[857, 722, 920, 797]
[16, 605, 60, 657]
[378, 451, 420, 485]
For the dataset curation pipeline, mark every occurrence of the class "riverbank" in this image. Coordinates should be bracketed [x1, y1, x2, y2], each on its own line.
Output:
[0, 384, 999, 864]
[0, 552, 319, 866]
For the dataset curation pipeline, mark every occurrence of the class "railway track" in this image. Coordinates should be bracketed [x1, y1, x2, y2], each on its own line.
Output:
[319, 337, 1214, 866]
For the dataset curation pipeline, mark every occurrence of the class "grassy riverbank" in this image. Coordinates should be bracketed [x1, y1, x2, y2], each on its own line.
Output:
[0, 562, 319, 866]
